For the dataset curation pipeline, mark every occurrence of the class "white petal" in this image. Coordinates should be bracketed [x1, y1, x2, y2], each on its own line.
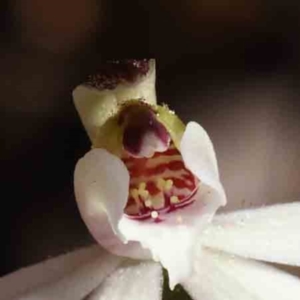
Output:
[74, 148, 150, 260]
[184, 248, 300, 300]
[87, 262, 162, 300]
[119, 186, 218, 290]
[201, 202, 300, 266]
[181, 121, 219, 182]
[0, 246, 100, 300]
[180, 121, 226, 207]
[0, 247, 123, 300]
[17, 250, 123, 300]
[73, 60, 156, 143]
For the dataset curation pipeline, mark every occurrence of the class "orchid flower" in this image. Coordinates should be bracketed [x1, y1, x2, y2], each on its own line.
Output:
[73, 59, 226, 288]
[1, 60, 300, 300]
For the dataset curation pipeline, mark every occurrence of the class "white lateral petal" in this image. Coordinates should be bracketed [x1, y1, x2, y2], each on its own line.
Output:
[181, 121, 219, 182]
[74, 148, 150, 259]
[16, 250, 123, 300]
[180, 121, 226, 206]
[201, 202, 300, 266]
[184, 248, 300, 300]
[87, 261, 162, 300]
[0, 245, 101, 300]
[75, 148, 129, 238]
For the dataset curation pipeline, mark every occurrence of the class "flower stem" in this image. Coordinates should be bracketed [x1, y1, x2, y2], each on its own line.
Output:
[162, 269, 192, 300]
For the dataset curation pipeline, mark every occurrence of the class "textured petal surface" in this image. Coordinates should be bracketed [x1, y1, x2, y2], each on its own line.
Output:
[0, 246, 101, 300]
[184, 248, 300, 300]
[1, 247, 123, 300]
[73, 60, 156, 143]
[74, 148, 150, 260]
[87, 261, 162, 300]
[201, 202, 300, 266]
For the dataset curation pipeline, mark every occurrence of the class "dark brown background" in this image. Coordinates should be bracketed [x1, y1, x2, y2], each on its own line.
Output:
[1, 0, 300, 277]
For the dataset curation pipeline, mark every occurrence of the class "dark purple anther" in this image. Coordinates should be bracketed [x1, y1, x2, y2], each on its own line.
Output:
[85, 59, 150, 90]
[120, 105, 170, 158]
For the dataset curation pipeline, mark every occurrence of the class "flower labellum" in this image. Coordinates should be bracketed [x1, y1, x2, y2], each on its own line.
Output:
[120, 104, 198, 221]
[73, 59, 226, 289]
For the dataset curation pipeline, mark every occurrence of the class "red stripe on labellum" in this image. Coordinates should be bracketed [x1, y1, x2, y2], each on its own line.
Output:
[146, 180, 161, 195]
[171, 177, 195, 190]
[126, 156, 186, 178]
[153, 147, 179, 157]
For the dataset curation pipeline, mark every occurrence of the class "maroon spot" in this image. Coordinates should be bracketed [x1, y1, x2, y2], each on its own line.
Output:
[121, 105, 170, 157]
[85, 59, 150, 90]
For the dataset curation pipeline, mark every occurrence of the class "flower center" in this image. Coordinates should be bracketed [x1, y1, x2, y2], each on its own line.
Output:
[120, 103, 170, 158]
[122, 144, 199, 221]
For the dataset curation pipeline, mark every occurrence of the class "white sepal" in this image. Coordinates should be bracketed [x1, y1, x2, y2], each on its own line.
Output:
[201, 202, 300, 266]
[1, 247, 123, 300]
[87, 261, 162, 300]
[184, 248, 300, 300]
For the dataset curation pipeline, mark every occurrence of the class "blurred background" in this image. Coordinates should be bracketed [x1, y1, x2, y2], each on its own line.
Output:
[1, 0, 300, 281]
